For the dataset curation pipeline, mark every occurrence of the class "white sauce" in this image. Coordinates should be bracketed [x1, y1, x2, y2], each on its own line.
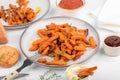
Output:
[65, 64, 86, 80]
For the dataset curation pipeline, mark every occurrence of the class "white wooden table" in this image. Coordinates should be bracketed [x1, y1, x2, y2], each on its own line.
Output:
[0, 0, 120, 80]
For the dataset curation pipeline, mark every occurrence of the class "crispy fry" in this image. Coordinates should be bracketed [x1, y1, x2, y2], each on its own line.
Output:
[59, 33, 66, 42]
[74, 46, 86, 51]
[48, 52, 55, 57]
[37, 29, 46, 38]
[71, 35, 87, 42]
[41, 47, 49, 55]
[37, 58, 47, 63]
[89, 36, 97, 48]
[76, 41, 90, 47]
[78, 29, 88, 36]
[38, 42, 49, 52]
[32, 39, 41, 45]
[29, 44, 39, 51]
[29, 23, 97, 66]
[54, 55, 60, 61]
[46, 23, 57, 30]
[65, 49, 71, 54]
[73, 51, 84, 61]
[77, 66, 97, 77]
[32, 37, 48, 45]
[64, 40, 73, 50]
[61, 52, 73, 60]
[88, 66, 97, 71]
[49, 34, 59, 42]
[46, 60, 67, 66]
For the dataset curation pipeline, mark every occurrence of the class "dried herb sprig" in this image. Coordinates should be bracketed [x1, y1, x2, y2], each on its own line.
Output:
[39, 68, 61, 80]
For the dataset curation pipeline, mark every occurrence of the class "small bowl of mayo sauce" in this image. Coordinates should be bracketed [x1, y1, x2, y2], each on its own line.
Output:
[65, 64, 97, 80]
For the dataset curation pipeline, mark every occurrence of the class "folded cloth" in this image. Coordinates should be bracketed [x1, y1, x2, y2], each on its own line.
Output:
[91, 0, 120, 33]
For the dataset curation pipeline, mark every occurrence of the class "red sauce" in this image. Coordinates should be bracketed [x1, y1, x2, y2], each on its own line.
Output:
[58, 0, 84, 10]
[104, 36, 120, 47]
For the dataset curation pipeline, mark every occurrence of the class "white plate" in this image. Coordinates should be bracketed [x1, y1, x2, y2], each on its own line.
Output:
[0, 0, 50, 29]
[20, 16, 100, 68]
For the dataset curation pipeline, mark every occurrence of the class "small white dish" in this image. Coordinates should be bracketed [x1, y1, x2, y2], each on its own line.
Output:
[103, 34, 120, 57]
[56, 0, 85, 12]
[65, 64, 89, 80]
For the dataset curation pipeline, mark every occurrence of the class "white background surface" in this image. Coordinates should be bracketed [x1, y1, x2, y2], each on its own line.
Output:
[0, 0, 120, 80]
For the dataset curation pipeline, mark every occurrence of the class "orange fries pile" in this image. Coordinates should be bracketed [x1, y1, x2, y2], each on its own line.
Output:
[0, 0, 38, 25]
[29, 23, 97, 66]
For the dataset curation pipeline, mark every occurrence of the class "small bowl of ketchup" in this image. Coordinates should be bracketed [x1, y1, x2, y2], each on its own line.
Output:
[103, 34, 120, 57]
[56, 0, 85, 11]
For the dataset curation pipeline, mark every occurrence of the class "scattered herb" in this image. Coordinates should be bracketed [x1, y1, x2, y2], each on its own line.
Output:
[34, 52, 38, 54]
[67, 39, 70, 42]
[39, 68, 61, 80]
[55, 51, 64, 56]
[12, 52, 16, 57]
[69, 23, 72, 27]
[0, 54, 4, 61]
[51, 55, 55, 58]
[11, 73, 14, 75]
[6, 56, 11, 63]
[36, 6, 41, 13]
[79, 76, 87, 79]
[7, 51, 10, 55]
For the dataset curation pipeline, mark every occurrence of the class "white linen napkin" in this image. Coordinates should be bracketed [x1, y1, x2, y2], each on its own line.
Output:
[91, 0, 120, 33]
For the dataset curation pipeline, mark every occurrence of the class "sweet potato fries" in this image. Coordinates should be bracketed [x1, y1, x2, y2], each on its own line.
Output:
[0, 0, 39, 25]
[29, 23, 97, 66]
[77, 66, 97, 78]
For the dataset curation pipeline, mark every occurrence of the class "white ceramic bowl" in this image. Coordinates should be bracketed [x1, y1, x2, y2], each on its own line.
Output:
[103, 34, 120, 57]
[56, 0, 85, 12]
[65, 64, 89, 80]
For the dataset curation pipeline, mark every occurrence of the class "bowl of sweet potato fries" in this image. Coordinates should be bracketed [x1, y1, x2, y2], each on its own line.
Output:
[20, 16, 100, 68]
[0, 0, 50, 29]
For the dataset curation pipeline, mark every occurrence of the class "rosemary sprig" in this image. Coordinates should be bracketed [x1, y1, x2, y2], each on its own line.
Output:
[39, 68, 61, 80]
[12, 52, 16, 57]
[69, 23, 72, 28]
[0, 54, 4, 61]
[78, 76, 87, 80]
